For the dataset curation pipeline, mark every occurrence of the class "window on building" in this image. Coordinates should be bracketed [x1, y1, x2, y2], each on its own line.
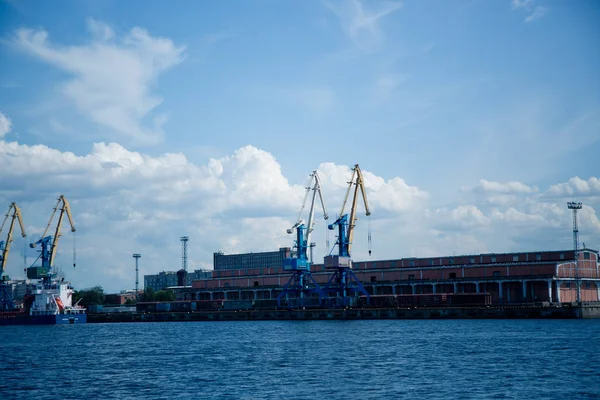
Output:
[410, 260, 415, 267]
[470, 257, 475, 263]
[493, 271, 501, 277]
[586, 282, 592, 289]
[536, 254, 542, 261]
[584, 252, 591, 260]
[449, 272, 456, 279]
[565, 283, 571, 288]
[491, 256, 496, 262]
[224, 283, 230, 288]
[449, 258, 454, 265]
[253, 281, 259, 287]
[370, 276, 377, 282]
[429, 259, 435, 266]
[408, 274, 415, 280]
[513, 255, 519, 262]
[560, 253, 565, 260]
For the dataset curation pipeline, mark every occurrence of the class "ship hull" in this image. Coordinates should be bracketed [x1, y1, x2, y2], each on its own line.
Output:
[0, 312, 87, 326]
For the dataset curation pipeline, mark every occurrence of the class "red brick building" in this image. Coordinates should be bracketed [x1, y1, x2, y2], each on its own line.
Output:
[177, 248, 600, 304]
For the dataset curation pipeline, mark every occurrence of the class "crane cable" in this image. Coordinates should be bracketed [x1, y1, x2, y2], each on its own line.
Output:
[368, 215, 372, 256]
[73, 230, 76, 268]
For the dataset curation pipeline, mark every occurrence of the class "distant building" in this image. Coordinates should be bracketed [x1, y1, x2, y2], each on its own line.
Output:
[144, 269, 212, 291]
[2, 279, 28, 301]
[213, 248, 291, 271]
[105, 292, 137, 305]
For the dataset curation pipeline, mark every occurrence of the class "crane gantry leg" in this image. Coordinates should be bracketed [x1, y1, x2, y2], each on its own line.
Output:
[322, 266, 370, 308]
[276, 270, 326, 309]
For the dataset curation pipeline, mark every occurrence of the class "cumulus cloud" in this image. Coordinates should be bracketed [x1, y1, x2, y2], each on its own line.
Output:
[547, 177, 600, 197]
[12, 20, 186, 144]
[0, 112, 11, 138]
[464, 179, 537, 194]
[324, 0, 402, 53]
[1, 140, 433, 291]
[1, 138, 598, 292]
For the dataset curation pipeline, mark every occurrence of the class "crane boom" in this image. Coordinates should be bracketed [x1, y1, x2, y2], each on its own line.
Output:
[0, 203, 27, 276]
[30, 195, 76, 271]
[346, 165, 370, 256]
[305, 171, 328, 255]
[285, 171, 329, 269]
[49, 195, 76, 268]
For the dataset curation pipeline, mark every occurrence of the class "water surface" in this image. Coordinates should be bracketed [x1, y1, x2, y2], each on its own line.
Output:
[1, 320, 599, 399]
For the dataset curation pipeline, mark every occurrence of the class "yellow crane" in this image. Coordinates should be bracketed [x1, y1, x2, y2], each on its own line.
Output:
[0, 202, 27, 279]
[1, 202, 26, 310]
[335, 163, 371, 257]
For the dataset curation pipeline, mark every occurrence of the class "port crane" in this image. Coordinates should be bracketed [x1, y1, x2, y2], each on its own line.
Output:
[0, 202, 26, 310]
[277, 170, 329, 308]
[28, 195, 76, 285]
[323, 164, 371, 307]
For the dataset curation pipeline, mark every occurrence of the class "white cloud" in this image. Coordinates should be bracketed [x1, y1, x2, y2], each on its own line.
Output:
[1, 138, 598, 292]
[12, 20, 186, 145]
[547, 177, 600, 197]
[0, 112, 11, 138]
[525, 6, 548, 23]
[511, 0, 533, 10]
[464, 179, 537, 194]
[324, 0, 402, 53]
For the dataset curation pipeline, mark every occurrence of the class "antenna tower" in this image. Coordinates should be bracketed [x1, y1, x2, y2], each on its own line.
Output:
[181, 236, 189, 272]
[567, 202, 582, 303]
[133, 253, 141, 300]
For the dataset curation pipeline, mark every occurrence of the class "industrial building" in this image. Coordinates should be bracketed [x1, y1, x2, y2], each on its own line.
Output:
[174, 248, 600, 304]
[213, 247, 291, 270]
[144, 269, 212, 292]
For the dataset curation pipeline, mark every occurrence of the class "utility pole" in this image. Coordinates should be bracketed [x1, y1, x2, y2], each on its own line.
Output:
[567, 202, 582, 304]
[133, 253, 141, 301]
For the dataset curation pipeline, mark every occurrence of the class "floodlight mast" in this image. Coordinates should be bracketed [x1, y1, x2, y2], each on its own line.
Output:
[567, 202, 582, 304]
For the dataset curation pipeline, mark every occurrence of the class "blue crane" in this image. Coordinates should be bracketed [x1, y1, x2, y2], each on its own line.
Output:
[278, 170, 328, 308]
[0, 202, 26, 311]
[323, 164, 371, 307]
[27, 195, 76, 286]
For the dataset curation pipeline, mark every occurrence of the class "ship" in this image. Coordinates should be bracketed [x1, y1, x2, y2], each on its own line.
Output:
[0, 280, 86, 325]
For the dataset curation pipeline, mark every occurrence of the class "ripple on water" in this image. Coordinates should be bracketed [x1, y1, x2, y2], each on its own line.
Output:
[0, 320, 599, 399]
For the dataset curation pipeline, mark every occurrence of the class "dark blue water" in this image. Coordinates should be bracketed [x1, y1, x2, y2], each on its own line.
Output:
[1, 320, 599, 399]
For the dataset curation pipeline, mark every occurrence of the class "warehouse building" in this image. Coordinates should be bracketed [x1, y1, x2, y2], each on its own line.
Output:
[213, 247, 291, 270]
[144, 269, 212, 292]
[175, 248, 600, 304]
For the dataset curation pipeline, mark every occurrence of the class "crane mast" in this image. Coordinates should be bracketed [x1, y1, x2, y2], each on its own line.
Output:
[278, 170, 329, 308]
[28, 195, 76, 282]
[0, 202, 26, 311]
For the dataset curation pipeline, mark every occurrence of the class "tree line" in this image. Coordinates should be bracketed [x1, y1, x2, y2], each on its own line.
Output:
[73, 286, 175, 307]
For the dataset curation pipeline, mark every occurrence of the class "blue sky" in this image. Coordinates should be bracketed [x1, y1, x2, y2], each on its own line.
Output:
[0, 0, 599, 292]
